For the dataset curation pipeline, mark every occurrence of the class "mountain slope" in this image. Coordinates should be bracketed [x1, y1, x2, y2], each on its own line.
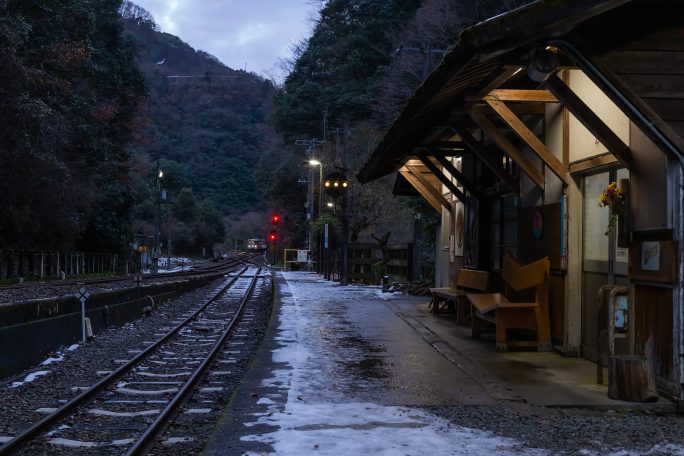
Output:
[122, 7, 278, 217]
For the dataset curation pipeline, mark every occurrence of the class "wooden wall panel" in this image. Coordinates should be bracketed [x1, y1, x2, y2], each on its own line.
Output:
[635, 285, 673, 381]
[517, 204, 561, 269]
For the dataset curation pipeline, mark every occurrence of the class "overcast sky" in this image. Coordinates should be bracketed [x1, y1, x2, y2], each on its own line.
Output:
[132, 1, 317, 79]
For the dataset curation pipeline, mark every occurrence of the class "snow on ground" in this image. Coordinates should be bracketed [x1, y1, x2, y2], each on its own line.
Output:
[241, 272, 547, 455]
[40, 343, 79, 366]
[11, 370, 50, 388]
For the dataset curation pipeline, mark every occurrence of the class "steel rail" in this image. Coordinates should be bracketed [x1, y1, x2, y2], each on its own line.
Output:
[126, 265, 262, 455]
[0, 264, 251, 455]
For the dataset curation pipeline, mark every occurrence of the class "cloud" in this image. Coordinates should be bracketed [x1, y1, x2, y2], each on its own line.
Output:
[132, 0, 315, 76]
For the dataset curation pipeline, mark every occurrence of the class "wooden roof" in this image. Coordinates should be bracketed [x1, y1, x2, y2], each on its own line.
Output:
[358, 0, 684, 184]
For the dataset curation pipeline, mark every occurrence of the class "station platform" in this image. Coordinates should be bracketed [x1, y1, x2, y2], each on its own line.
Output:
[204, 271, 675, 455]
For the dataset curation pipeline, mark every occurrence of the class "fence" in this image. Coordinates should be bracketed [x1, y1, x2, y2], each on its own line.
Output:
[347, 242, 414, 284]
[0, 250, 119, 281]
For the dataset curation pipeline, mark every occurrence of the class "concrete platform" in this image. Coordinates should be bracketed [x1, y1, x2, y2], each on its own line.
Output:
[388, 298, 673, 410]
[204, 271, 676, 455]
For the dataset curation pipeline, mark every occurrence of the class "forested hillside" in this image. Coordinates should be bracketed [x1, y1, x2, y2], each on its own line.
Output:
[121, 3, 282, 253]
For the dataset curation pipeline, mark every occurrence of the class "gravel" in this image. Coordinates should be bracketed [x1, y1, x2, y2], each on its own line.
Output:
[0, 270, 273, 454]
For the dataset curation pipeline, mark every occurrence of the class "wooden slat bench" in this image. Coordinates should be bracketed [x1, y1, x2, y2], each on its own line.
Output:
[467, 253, 551, 352]
[429, 269, 489, 324]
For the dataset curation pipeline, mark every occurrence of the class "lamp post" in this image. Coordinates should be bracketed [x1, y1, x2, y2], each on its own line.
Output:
[309, 159, 323, 219]
[154, 160, 163, 274]
[309, 159, 323, 272]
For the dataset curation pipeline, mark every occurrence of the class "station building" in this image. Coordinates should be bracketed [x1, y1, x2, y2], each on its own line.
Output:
[357, 0, 684, 404]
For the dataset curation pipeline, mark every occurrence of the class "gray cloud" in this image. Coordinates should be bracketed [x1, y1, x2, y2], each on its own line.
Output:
[132, 0, 315, 77]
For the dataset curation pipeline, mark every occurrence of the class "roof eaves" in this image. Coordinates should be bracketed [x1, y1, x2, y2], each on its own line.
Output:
[357, 0, 631, 184]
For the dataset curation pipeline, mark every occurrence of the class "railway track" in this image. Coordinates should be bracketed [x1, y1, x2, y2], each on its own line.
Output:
[0, 252, 265, 305]
[0, 263, 267, 455]
[0, 251, 259, 291]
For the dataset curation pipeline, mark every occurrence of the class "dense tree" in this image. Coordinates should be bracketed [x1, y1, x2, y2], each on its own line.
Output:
[272, 0, 534, 251]
[0, 0, 146, 252]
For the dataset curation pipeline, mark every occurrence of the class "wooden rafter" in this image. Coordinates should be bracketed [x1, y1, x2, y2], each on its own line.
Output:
[469, 102, 547, 116]
[475, 66, 523, 97]
[415, 154, 467, 202]
[423, 149, 480, 199]
[399, 166, 451, 213]
[484, 89, 558, 103]
[470, 112, 546, 189]
[485, 98, 568, 184]
[545, 73, 634, 169]
[456, 125, 520, 194]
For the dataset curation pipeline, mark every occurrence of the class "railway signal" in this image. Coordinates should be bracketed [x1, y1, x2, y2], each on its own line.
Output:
[269, 230, 277, 242]
[271, 213, 280, 225]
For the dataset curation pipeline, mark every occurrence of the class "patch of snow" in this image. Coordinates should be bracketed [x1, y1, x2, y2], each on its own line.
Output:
[41, 355, 64, 365]
[241, 272, 547, 455]
[11, 370, 50, 388]
[67, 344, 79, 351]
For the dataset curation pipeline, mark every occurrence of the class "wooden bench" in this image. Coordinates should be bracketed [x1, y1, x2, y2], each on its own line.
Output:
[467, 253, 551, 352]
[429, 269, 489, 324]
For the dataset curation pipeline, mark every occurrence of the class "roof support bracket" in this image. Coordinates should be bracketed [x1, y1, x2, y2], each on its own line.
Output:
[485, 98, 568, 185]
[415, 154, 467, 202]
[400, 166, 451, 213]
[545, 73, 634, 169]
[455, 124, 520, 195]
[470, 112, 546, 189]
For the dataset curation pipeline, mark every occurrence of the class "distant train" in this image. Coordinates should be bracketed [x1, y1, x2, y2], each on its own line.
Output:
[247, 238, 267, 252]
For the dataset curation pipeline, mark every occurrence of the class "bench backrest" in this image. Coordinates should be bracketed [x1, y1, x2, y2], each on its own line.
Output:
[456, 269, 489, 291]
[502, 252, 549, 292]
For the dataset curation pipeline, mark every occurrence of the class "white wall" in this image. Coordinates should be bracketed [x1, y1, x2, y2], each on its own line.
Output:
[567, 69, 630, 162]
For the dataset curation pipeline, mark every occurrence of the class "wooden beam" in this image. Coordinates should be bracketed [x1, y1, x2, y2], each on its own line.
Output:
[470, 102, 547, 116]
[484, 89, 558, 103]
[470, 112, 545, 189]
[426, 141, 465, 150]
[424, 149, 481, 199]
[545, 73, 634, 169]
[415, 154, 467, 202]
[569, 153, 619, 174]
[400, 167, 451, 213]
[475, 66, 522, 97]
[485, 98, 568, 184]
[455, 125, 520, 194]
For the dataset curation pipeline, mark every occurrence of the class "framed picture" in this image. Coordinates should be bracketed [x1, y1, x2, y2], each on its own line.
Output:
[454, 201, 465, 257]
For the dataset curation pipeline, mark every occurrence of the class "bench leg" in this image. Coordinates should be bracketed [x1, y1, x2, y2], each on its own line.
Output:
[495, 323, 508, 352]
[537, 341, 552, 352]
[471, 310, 481, 339]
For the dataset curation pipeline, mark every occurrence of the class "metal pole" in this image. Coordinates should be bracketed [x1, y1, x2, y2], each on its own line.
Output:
[167, 209, 172, 270]
[154, 160, 161, 274]
[308, 146, 314, 253]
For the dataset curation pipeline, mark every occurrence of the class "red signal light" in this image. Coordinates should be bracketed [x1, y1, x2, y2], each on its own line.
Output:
[269, 230, 277, 242]
[272, 213, 280, 225]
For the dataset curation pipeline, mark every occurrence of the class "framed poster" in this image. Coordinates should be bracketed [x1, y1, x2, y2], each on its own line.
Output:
[464, 196, 479, 268]
[629, 240, 677, 283]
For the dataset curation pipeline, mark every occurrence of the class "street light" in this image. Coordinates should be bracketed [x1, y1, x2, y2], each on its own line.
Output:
[309, 159, 323, 219]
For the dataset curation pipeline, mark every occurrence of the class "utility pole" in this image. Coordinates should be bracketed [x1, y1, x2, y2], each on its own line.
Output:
[295, 137, 326, 253]
[153, 159, 162, 274]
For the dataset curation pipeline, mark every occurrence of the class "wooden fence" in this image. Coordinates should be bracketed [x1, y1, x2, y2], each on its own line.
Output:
[0, 250, 119, 281]
[347, 242, 414, 284]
